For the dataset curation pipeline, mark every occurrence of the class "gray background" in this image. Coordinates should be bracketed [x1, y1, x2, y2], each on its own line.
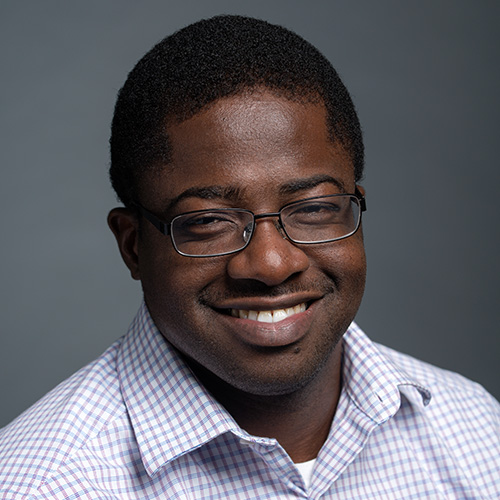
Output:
[1, 0, 499, 427]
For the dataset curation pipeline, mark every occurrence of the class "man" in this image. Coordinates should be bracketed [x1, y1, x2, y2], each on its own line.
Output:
[0, 15, 498, 499]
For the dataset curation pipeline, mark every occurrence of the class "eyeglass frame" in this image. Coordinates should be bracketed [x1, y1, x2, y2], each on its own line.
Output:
[135, 188, 366, 258]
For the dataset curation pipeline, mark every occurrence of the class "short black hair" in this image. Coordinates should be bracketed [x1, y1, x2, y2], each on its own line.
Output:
[110, 15, 364, 207]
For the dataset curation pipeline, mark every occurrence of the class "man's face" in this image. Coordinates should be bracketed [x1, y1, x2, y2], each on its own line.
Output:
[119, 89, 366, 396]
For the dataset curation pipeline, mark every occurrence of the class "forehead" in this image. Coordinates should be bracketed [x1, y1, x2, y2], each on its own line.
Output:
[141, 89, 355, 209]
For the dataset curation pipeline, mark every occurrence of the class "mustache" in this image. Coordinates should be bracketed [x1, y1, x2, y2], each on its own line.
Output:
[199, 278, 337, 304]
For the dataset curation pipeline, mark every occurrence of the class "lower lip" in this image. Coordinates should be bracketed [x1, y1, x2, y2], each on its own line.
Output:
[219, 302, 317, 348]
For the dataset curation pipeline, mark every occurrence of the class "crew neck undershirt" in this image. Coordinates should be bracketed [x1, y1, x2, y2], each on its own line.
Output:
[295, 458, 316, 488]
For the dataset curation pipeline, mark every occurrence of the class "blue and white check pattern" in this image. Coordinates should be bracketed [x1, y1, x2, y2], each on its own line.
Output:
[1, 302, 499, 499]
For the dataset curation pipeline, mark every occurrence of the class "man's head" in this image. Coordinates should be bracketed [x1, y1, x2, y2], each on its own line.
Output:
[109, 15, 364, 209]
[108, 15, 366, 398]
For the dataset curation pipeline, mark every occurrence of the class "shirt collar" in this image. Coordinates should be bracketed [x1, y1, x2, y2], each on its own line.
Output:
[117, 304, 431, 475]
[116, 302, 242, 476]
[342, 323, 431, 424]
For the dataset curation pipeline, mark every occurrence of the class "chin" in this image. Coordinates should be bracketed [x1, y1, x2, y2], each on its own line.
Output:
[218, 347, 336, 398]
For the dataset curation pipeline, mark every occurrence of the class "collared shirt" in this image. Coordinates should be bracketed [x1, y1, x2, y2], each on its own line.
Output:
[1, 303, 499, 499]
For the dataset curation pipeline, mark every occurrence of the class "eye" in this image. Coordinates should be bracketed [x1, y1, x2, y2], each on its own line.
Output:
[185, 215, 226, 226]
[297, 202, 340, 214]
[286, 201, 342, 225]
[175, 211, 242, 238]
[183, 213, 235, 227]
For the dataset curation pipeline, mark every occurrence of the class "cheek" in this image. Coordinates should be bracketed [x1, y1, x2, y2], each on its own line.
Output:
[314, 239, 366, 333]
[341, 244, 367, 297]
[311, 238, 366, 323]
[313, 236, 366, 283]
[139, 237, 222, 316]
[141, 256, 229, 361]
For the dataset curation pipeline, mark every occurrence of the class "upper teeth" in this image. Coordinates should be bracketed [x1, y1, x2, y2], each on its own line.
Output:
[230, 303, 306, 323]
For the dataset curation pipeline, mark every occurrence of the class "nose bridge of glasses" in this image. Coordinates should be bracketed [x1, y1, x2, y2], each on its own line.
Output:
[251, 212, 287, 240]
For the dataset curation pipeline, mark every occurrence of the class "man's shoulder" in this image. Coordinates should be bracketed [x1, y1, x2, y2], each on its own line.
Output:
[0, 339, 126, 498]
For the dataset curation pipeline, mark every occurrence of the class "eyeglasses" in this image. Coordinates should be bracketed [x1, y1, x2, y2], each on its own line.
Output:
[137, 190, 366, 258]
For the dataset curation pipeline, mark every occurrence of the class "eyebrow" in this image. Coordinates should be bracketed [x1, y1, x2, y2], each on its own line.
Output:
[279, 174, 347, 195]
[165, 185, 242, 211]
[165, 174, 346, 211]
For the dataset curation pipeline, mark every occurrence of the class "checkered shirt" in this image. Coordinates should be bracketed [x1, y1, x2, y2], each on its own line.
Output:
[1, 302, 499, 499]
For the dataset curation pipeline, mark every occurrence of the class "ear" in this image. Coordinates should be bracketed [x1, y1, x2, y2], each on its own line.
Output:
[355, 184, 366, 197]
[107, 208, 141, 280]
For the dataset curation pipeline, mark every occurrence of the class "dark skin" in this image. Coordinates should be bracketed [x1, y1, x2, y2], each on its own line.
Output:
[108, 88, 366, 463]
[186, 350, 342, 461]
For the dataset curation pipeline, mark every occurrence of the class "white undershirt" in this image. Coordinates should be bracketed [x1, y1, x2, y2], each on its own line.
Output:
[295, 458, 316, 488]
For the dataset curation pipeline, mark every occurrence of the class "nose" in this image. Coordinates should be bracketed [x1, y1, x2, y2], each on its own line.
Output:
[227, 218, 310, 286]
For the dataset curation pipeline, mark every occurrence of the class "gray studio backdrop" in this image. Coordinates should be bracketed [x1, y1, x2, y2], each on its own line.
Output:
[1, 1, 499, 427]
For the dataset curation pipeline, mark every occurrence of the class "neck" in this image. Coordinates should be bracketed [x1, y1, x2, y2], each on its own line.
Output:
[186, 346, 343, 463]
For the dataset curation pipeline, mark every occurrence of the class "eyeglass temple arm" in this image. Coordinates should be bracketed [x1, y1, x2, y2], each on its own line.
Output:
[355, 187, 367, 212]
[135, 205, 171, 235]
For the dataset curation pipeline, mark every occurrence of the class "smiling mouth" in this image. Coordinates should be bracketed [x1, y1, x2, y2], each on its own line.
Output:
[229, 303, 307, 323]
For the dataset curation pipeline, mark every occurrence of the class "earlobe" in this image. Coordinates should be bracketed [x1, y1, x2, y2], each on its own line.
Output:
[107, 208, 141, 280]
